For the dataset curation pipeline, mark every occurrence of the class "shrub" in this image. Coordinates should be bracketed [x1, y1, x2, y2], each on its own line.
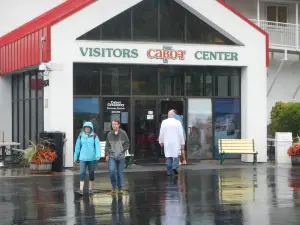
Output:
[270, 102, 300, 138]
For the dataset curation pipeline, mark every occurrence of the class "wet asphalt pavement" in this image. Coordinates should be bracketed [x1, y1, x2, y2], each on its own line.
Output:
[1, 165, 300, 225]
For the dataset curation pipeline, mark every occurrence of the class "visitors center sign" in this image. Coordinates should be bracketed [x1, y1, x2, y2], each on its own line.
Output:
[75, 41, 247, 66]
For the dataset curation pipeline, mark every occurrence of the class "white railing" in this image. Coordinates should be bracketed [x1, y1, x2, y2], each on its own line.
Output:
[250, 19, 300, 51]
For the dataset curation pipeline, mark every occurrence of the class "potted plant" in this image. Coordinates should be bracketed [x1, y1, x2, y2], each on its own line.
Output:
[23, 139, 57, 173]
[287, 136, 300, 166]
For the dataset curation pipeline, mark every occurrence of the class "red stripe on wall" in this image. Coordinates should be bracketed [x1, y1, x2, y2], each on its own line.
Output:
[216, 0, 269, 67]
[0, 0, 96, 75]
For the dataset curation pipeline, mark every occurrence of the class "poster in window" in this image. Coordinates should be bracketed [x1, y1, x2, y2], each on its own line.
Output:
[213, 99, 241, 159]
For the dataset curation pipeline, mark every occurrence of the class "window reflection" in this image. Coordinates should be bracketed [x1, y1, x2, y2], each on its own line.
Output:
[102, 66, 131, 95]
[12, 72, 43, 148]
[73, 64, 101, 95]
[159, 66, 184, 96]
[187, 99, 213, 159]
[132, 66, 158, 95]
[186, 67, 205, 96]
[230, 75, 240, 97]
[101, 9, 132, 41]
[159, 0, 185, 42]
[133, 0, 158, 41]
[77, 0, 235, 45]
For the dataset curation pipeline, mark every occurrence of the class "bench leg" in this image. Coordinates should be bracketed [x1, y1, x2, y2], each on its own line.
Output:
[253, 153, 258, 165]
[220, 153, 225, 165]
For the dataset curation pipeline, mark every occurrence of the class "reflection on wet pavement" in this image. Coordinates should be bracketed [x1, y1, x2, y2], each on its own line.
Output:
[1, 166, 300, 224]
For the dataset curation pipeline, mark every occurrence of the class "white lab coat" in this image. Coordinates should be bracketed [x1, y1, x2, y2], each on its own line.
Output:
[159, 118, 185, 158]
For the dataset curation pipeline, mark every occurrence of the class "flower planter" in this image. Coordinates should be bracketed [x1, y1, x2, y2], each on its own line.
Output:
[291, 155, 300, 166]
[29, 161, 52, 173]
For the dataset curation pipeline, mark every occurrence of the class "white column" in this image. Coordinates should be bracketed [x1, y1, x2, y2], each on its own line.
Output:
[296, 3, 299, 50]
[257, 0, 260, 26]
[241, 64, 267, 163]
[0, 75, 12, 142]
[46, 62, 74, 168]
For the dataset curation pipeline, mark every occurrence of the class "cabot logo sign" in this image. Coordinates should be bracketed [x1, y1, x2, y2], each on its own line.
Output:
[147, 46, 186, 63]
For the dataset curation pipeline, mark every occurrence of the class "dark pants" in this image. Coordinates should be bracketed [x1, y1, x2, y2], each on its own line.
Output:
[80, 160, 96, 181]
[109, 157, 125, 190]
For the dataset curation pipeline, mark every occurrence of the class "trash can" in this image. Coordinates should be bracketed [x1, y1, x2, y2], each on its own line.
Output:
[275, 132, 292, 164]
[39, 131, 66, 172]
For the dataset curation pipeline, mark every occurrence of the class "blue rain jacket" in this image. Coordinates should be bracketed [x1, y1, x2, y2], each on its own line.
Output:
[74, 121, 101, 161]
[174, 114, 186, 137]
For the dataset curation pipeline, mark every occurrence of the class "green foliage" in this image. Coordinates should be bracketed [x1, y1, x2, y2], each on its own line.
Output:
[270, 102, 300, 138]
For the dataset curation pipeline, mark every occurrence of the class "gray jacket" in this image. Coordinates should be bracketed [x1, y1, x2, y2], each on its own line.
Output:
[105, 129, 130, 160]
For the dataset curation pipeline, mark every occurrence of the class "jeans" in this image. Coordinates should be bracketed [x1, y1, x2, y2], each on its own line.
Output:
[109, 157, 125, 190]
[166, 157, 179, 175]
[80, 160, 96, 181]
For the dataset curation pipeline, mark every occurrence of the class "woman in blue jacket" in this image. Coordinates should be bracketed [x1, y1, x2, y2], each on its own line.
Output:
[74, 121, 101, 195]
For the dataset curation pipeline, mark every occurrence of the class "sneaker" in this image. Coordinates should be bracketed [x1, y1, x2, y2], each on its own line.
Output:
[173, 169, 178, 175]
[76, 190, 83, 196]
[111, 189, 117, 195]
[118, 189, 123, 195]
[89, 189, 93, 195]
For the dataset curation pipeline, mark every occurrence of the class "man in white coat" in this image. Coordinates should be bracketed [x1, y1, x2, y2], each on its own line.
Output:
[159, 110, 185, 176]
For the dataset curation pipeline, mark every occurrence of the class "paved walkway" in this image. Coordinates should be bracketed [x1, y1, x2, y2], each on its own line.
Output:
[0, 163, 299, 224]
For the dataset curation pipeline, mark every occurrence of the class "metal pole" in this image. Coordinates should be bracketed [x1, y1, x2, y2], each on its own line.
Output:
[296, 3, 299, 50]
[257, 0, 260, 26]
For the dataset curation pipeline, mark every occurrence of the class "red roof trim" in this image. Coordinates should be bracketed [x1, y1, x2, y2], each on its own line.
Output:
[216, 0, 269, 67]
[0, 0, 96, 48]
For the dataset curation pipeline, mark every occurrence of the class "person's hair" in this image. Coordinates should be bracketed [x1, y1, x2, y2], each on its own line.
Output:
[112, 120, 120, 125]
[173, 109, 178, 114]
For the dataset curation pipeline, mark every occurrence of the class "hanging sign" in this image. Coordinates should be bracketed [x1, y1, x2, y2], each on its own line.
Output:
[106, 101, 126, 111]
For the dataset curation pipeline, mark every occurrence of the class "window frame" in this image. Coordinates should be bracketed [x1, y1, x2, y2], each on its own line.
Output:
[265, 4, 289, 24]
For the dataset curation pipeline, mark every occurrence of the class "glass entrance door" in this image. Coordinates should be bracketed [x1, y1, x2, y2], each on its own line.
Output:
[132, 99, 159, 161]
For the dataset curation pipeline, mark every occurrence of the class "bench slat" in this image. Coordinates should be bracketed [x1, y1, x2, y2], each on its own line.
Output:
[218, 146, 254, 150]
[218, 138, 257, 165]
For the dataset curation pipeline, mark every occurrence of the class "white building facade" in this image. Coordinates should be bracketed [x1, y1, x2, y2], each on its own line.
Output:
[0, 0, 268, 167]
[225, 0, 300, 117]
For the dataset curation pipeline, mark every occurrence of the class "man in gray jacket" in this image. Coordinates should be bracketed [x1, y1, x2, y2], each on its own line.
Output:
[105, 119, 130, 195]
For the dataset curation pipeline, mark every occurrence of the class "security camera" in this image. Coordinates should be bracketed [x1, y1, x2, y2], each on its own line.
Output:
[38, 62, 51, 76]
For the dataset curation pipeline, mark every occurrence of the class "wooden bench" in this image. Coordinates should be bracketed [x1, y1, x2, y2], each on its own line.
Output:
[218, 139, 258, 165]
[100, 141, 134, 168]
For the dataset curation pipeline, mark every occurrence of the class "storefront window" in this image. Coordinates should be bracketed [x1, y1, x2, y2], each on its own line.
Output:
[159, 66, 184, 96]
[73, 98, 100, 141]
[159, 0, 185, 42]
[133, 0, 158, 41]
[73, 63, 101, 95]
[102, 66, 131, 95]
[132, 65, 158, 95]
[77, 26, 101, 40]
[230, 74, 240, 97]
[12, 72, 44, 149]
[25, 100, 30, 147]
[205, 72, 213, 96]
[213, 99, 241, 159]
[77, 0, 235, 45]
[186, 9, 232, 44]
[186, 67, 205, 96]
[215, 76, 229, 97]
[187, 99, 213, 159]
[101, 9, 132, 41]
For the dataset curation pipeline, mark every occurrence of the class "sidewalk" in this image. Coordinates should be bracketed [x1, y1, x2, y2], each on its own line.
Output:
[0, 160, 287, 178]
